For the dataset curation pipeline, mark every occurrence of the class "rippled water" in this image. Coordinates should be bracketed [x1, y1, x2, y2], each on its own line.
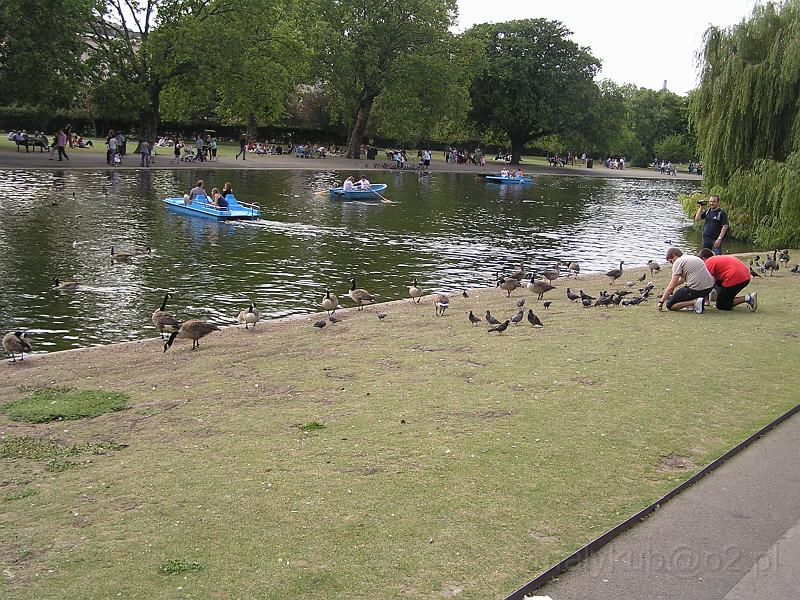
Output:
[0, 168, 710, 352]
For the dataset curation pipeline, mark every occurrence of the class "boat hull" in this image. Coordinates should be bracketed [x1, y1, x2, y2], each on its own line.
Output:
[329, 183, 388, 199]
[162, 195, 260, 220]
[485, 176, 532, 184]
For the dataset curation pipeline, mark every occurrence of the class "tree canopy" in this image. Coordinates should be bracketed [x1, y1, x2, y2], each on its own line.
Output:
[465, 19, 600, 164]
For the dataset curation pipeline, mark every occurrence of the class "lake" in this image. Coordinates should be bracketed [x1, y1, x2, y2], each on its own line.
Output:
[0, 168, 707, 352]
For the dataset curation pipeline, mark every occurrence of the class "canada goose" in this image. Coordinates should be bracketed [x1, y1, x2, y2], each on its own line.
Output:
[322, 289, 339, 316]
[485, 310, 500, 325]
[606, 261, 624, 284]
[527, 310, 543, 327]
[152, 293, 179, 339]
[647, 261, 661, 276]
[52, 277, 80, 290]
[526, 274, 556, 300]
[763, 250, 778, 276]
[468, 311, 482, 326]
[163, 320, 220, 352]
[778, 250, 790, 270]
[237, 302, 260, 330]
[3, 331, 32, 362]
[135, 245, 153, 256]
[408, 278, 423, 303]
[509, 262, 526, 281]
[347, 278, 375, 310]
[543, 261, 561, 284]
[488, 320, 510, 333]
[110, 246, 133, 261]
[497, 277, 520, 298]
[568, 262, 580, 278]
[433, 293, 450, 316]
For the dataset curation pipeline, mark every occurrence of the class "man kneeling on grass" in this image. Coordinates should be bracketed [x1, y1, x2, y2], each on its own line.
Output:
[657, 247, 715, 314]
[698, 248, 757, 311]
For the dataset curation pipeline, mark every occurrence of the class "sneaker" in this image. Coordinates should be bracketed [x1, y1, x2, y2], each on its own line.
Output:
[746, 292, 757, 312]
[694, 297, 705, 314]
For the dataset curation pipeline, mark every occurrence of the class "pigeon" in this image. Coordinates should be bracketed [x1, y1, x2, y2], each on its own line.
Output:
[462, 290, 469, 299]
[313, 320, 327, 329]
[791, 264, 799, 273]
[328, 315, 341, 324]
[516, 298, 525, 308]
[468, 311, 482, 326]
[377, 312, 387, 321]
[638, 272, 647, 282]
[485, 310, 501, 325]
[488, 320, 510, 333]
[579, 290, 595, 301]
[527, 310, 543, 327]
[510, 310, 524, 325]
[582, 298, 592, 308]
[566, 288, 581, 302]
[543, 301, 552, 309]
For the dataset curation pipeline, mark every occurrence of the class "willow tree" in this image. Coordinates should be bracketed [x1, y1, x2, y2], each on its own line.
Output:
[316, 0, 458, 158]
[466, 19, 600, 164]
[691, 0, 800, 245]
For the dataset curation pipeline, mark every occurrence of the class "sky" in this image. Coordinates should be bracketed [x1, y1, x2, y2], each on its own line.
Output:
[455, 0, 761, 95]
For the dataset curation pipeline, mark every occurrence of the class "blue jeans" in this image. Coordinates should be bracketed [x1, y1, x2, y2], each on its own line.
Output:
[702, 239, 723, 255]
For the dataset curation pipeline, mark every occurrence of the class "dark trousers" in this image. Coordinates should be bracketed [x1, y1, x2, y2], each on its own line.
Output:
[236, 146, 246, 159]
[57, 146, 68, 160]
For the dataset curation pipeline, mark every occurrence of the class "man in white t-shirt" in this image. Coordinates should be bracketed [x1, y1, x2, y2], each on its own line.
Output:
[358, 175, 371, 190]
[657, 247, 715, 314]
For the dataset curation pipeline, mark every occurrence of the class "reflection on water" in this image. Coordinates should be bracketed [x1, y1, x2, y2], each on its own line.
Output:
[0, 168, 709, 352]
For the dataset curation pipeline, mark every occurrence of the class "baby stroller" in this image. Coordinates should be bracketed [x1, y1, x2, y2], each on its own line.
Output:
[181, 147, 195, 162]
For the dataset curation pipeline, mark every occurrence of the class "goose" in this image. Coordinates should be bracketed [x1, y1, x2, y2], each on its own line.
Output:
[497, 277, 520, 298]
[647, 261, 661, 276]
[347, 278, 375, 310]
[488, 320, 510, 333]
[135, 245, 153, 256]
[152, 293, 180, 339]
[237, 302, 260, 330]
[408, 278, 423, 303]
[509, 262, 526, 281]
[322, 289, 339, 315]
[779, 250, 790, 270]
[433, 293, 450, 316]
[543, 261, 561, 284]
[52, 277, 80, 290]
[163, 320, 220, 352]
[468, 311, 482, 326]
[526, 274, 556, 300]
[606, 261, 624, 284]
[527, 310, 543, 327]
[568, 262, 580, 278]
[763, 250, 778, 276]
[485, 310, 501, 325]
[110, 246, 133, 261]
[3, 331, 32, 362]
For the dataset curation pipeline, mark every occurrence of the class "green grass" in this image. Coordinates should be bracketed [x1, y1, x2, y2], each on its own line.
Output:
[157, 558, 203, 575]
[299, 420, 326, 432]
[3, 488, 38, 502]
[0, 387, 128, 423]
[0, 256, 797, 598]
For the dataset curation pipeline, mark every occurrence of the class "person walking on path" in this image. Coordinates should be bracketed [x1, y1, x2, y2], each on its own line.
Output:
[695, 194, 729, 255]
[235, 134, 247, 160]
[698, 248, 757, 311]
[139, 139, 151, 167]
[657, 247, 715, 314]
[56, 129, 68, 161]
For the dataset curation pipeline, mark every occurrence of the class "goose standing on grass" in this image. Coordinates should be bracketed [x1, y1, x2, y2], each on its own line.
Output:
[52, 277, 80, 290]
[568, 262, 580, 278]
[322, 289, 339, 316]
[509, 262, 526, 282]
[152, 293, 180, 339]
[606, 261, 624, 284]
[647, 260, 661, 276]
[347, 278, 375, 310]
[237, 302, 260, 330]
[3, 331, 32, 362]
[763, 250, 778, 276]
[110, 246, 133, 262]
[433, 293, 450, 316]
[408, 278, 423, 303]
[543, 261, 561, 285]
[164, 320, 220, 352]
[497, 276, 520, 298]
[526, 274, 555, 300]
[779, 250, 790, 271]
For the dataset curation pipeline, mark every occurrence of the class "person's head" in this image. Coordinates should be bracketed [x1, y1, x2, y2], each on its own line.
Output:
[346, 176, 354, 182]
[222, 181, 232, 192]
[211, 187, 219, 196]
[359, 175, 366, 181]
[709, 195, 720, 208]
[698, 248, 714, 260]
[665, 247, 684, 263]
[196, 179, 204, 188]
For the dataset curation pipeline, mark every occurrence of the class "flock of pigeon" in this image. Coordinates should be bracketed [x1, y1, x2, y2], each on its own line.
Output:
[3, 250, 798, 362]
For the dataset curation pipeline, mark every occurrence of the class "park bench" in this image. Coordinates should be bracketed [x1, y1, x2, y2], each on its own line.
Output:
[15, 138, 48, 152]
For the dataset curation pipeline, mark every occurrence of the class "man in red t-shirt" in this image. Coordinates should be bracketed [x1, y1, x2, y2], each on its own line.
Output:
[699, 249, 757, 311]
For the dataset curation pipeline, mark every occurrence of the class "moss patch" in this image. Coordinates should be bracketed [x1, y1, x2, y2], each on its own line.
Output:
[1, 387, 128, 423]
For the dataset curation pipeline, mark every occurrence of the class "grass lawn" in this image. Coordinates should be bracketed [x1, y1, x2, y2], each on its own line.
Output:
[1, 255, 797, 598]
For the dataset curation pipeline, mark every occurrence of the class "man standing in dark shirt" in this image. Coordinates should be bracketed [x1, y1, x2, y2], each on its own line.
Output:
[694, 194, 729, 255]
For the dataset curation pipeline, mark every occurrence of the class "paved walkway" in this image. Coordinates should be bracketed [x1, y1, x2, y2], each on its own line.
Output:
[531, 409, 800, 600]
[0, 147, 704, 181]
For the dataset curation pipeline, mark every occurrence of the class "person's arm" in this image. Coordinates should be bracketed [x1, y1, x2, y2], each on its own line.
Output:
[658, 274, 682, 311]
[714, 212, 729, 248]
[694, 206, 705, 221]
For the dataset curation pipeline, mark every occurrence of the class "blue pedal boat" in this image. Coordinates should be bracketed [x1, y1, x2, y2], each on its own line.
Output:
[485, 175, 532, 184]
[162, 194, 261, 220]
[328, 183, 388, 199]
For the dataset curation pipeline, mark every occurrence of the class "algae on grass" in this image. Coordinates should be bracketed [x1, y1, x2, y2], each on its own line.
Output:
[1, 386, 128, 423]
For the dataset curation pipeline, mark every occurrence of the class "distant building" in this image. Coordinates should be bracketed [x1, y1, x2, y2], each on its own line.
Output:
[662, 80, 668, 91]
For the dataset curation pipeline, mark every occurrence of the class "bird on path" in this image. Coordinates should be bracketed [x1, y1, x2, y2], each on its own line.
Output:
[791, 264, 799, 273]
[313, 320, 327, 329]
[527, 310, 543, 327]
[543, 261, 561, 284]
[152, 293, 180, 339]
[508, 262, 526, 281]
[497, 277, 520, 297]
[527, 274, 556, 300]
[408, 278, 423, 303]
[582, 298, 592, 308]
[749, 266, 762, 278]
[328, 315, 341, 324]
[638, 272, 647, 282]
[377, 312, 387, 321]
[322, 289, 339, 316]
[462, 290, 469, 299]
[3, 331, 33, 362]
[647, 261, 661, 276]
[468, 311, 482, 326]
[485, 310, 501, 325]
[566, 288, 580, 302]
[237, 302, 260, 330]
[543, 301, 552, 309]
[488, 320, 510, 333]
[606, 261, 624, 284]
[568, 262, 580, 278]
[779, 250, 790, 270]
[164, 320, 220, 352]
[579, 290, 595, 301]
[763, 250, 779, 276]
[347, 278, 376, 309]
[433, 294, 450, 316]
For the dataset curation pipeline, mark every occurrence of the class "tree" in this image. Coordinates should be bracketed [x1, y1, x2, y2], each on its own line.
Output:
[315, 0, 458, 158]
[465, 19, 600, 164]
[86, 0, 238, 136]
[626, 88, 689, 158]
[0, 0, 92, 108]
[653, 134, 693, 163]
